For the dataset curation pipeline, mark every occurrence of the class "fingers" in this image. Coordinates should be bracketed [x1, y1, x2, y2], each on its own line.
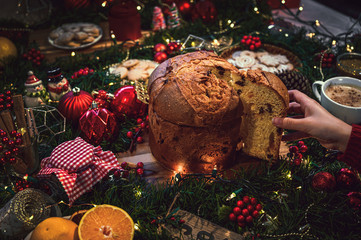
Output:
[272, 117, 305, 132]
[288, 102, 303, 114]
[281, 131, 311, 142]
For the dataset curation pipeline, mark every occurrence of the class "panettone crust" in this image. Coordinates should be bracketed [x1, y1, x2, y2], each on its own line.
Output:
[148, 51, 243, 127]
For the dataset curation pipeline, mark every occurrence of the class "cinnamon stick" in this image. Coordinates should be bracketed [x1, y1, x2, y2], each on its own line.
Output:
[0, 110, 15, 133]
[0, 116, 8, 133]
[12, 95, 38, 173]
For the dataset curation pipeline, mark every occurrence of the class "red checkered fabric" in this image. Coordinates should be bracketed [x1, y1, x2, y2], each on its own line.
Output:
[37, 137, 121, 205]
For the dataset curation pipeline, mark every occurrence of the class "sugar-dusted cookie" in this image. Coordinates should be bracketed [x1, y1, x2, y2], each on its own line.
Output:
[111, 66, 128, 79]
[240, 50, 256, 58]
[273, 54, 289, 64]
[82, 36, 95, 44]
[251, 63, 269, 72]
[258, 54, 279, 67]
[232, 51, 243, 59]
[75, 32, 88, 41]
[235, 55, 256, 68]
[277, 63, 294, 72]
[122, 59, 139, 68]
[127, 69, 149, 81]
[55, 32, 75, 45]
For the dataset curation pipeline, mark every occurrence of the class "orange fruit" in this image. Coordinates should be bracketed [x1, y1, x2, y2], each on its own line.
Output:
[30, 217, 79, 240]
[78, 204, 134, 240]
[0, 36, 17, 67]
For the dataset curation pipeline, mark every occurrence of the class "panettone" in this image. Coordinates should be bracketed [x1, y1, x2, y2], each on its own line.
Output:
[231, 69, 289, 161]
[148, 51, 289, 173]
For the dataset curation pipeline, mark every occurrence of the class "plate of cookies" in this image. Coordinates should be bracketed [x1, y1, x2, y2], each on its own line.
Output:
[108, 59, 159, 83]
[220, 43, 302, 73]
[48, 22, 103, 50]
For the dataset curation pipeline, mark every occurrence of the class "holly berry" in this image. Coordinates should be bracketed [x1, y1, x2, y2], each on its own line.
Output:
[15, 138, 23, 145]
[250, 197, 257, 206]
[237, 215, 245, 223]
[233, 207, 242, 216]
[154, 43, 167, 53]
[0, 145, 3, 152]
[247, 204, 254, 212]
[0, 130, 7, 137]
[122, 170, 129, 178]
[120, 161, 128, 169]
[71, 67, 94, 79]
[136, 168, 144, 176]
[238, 222, 246, 227]
[255, 204, 262, 211]
[136, 118, 143, 124]
[136, 136, 144, 143]
[229, 213, 237, 221]
[113, 169, 121, 178]
[136, 162, 144, 169]
[10, 130, 17, 137]
[246, 215, 253, 223]
[236, 200, 244, 208]
[7, 140, 15, 148]
[2, 137, 9, 145]
[23, 48, 44, 66]
[140, 122, 146, 129]
[252, 210, 259, 218]
[126, 131, 133, 139]
[15, 133, 22, 138]
[241, 208, 249, 217]
[300, 145, 308, 153]
[289, 145, 298, 153]
[243, 196, 250, 204]
[12, 147, 19, 155]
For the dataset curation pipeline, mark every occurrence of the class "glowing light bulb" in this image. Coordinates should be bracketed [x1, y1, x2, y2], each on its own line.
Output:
[227, 20, 232, 24]
[71, 52, 75, 57]
[281, 0, 286, 4]
[254, 7, 258, 12]
[315, 20, 320, 27]
[332, 40, 337, 46]
[137, 5, 141, 10]
[111, 33, 115, 39]
[101, 1, 107, 7]
[230, 23, 235, 28]
[299, 6, 303, 11]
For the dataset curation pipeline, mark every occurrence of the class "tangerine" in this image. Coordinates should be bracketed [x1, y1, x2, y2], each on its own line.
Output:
[0, 37, 17, 67]
[78, 204, 134, 240]
[30, 217, 79, 240]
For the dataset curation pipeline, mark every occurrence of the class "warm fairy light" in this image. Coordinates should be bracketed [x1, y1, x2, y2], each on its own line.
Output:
[101, 1, 107, 7]
[296, 186, 302, 190]
[346, 44, 354, 52]
[227, 192, 237, 201]
[212, 39, 220, 47]
[313, 65, 317, 69]
[281, 0, 286, 4]
[134, 223, 140, 231]
[191, 41, 196, 47]
[28, 215, 34, 220]
[268, 25, 274, 29]
[23, 174, 28, 181]
[136, 5, 141, 10]
[332, 40, 337, 46]
[166, 38, 170, 44]
[96, 56, 100, 60]
[285, 33, 289, 37]
[71, 52, 75, 57]
[298, 6, 303, 11]
[279, 29, 283, 32]
[306, 32, 315, 38]
[254, 7, 258, 12]
[315, 20, 320, 27]
[227, 20, 232, 24]
[286, 171, 292, 179]
[111, 33, 116, 39]
[230, 23, 235, 28]
[108, 82, 114, 86]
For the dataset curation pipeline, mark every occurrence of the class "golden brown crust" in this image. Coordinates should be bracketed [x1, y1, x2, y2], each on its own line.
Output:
[148, 51, 242, 127]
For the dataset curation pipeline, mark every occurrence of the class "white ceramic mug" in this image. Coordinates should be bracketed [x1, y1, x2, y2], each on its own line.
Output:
[312, 76, 361, 125]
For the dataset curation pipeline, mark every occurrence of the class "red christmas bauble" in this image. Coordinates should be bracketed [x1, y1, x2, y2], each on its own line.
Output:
[178, 0, 192, 19]
[110, 85, 147, 121]
[166, 42, 180, 55]
[79, 103, 118, 146]
[336, 168, 359, 188]
[58, 87, 93, 125]
[312, 172, 336, 191]
[192, 0, 217, 23]
[154, 51, 168, 63]
[154, 43, 167, 53]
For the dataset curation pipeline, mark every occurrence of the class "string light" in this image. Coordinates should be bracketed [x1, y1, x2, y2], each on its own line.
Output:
[227, 20, 232, 24]
[315, 20, 320, 27]
[298, 6, 303, 11]
[332, 40, 337, 46]
[71, 52, 75, 57]
[136, 5, 141, 11]
[101, 1, 107, 7]
[254, 7, 258, 12]
[230, 23, 235, 28]
[226, 188, 243, 201]
[281, 0, 286, 4]
[134, 223, 140, 231]
[306, 32, 315, 38]
[285, 33, 289, 37]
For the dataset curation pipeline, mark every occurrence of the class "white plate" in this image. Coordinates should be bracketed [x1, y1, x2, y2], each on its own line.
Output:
[48, 23, 103, 50]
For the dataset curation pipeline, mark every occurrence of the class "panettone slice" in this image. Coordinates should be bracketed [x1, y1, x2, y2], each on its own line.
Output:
[228, 69, 289, 162]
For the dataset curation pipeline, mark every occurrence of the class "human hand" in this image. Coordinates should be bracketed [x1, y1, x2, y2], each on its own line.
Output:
[272, 90, 352, 152]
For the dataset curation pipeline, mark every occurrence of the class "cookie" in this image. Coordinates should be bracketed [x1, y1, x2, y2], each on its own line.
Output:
[56, 32, 75, 45]
[227, 58, 236, 66]
[111, 66, 128, 79]
[277, 63, 294, 72]
[49, 28, 64, 40]
[83, 26, 100, 37]
[251, 63, 269, 72]
[273, 54, 289, 64]
[75, 32, 88, 41]
[235, 55, 256, 68]
[232, 51, 243, 59]
[258, 54, 279, 66]
[67, 41, 81, 47]
[122, 59, 139, 68]
[127, 69, 149, 81]
[82, 36, 95, 44]
[240, 50, 256, 58]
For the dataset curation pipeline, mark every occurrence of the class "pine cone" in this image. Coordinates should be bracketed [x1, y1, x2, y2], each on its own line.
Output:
[276, 70, 311, 95]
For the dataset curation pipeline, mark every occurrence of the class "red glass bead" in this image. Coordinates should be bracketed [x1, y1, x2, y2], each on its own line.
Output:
[120, 161, 128, 169]
[10, 130, 17, 137]
[15, 138, 23, 145]
[136, 168, 144, 176]
[229, 213, 236, 221]
[2, 137, 9, 144]
[136, 162, 144, 169]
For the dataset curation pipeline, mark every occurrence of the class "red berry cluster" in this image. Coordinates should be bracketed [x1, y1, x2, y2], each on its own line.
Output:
[22, 48, 44, 66]
[288, 141, 308, 166]
[241, 35, 262, 51]
[151, 216, 185, 225]
[113, 161, 145, 178]
[0, 90, 14, 111]
[126, 116, 149, 144]
[15, 178, 32, 192]
[229, 196, 262, 227]
[71, 67, 94, 79]
[315, 51, 335, 68]
[93, 90, 112, 109]
[0, 129, 23, 165]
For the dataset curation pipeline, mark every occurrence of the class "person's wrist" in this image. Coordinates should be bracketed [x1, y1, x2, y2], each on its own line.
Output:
[337, 123, 352, 152]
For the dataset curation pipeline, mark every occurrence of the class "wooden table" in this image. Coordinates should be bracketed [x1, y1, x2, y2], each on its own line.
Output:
[28, 21, 150, 63]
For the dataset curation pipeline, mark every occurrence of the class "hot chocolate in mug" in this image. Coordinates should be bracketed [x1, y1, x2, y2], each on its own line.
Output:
[312, 76, 361, 125]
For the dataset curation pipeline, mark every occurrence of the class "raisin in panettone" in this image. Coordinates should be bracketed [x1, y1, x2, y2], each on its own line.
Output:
[148, 51, 289, 173]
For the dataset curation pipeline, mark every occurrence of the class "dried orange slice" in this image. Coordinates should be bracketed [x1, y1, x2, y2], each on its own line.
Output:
[78, 204, 134, 240]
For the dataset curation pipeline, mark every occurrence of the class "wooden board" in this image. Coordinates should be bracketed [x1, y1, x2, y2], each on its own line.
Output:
[116, 134, 289, 183]
[164, 210, 244, 240]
